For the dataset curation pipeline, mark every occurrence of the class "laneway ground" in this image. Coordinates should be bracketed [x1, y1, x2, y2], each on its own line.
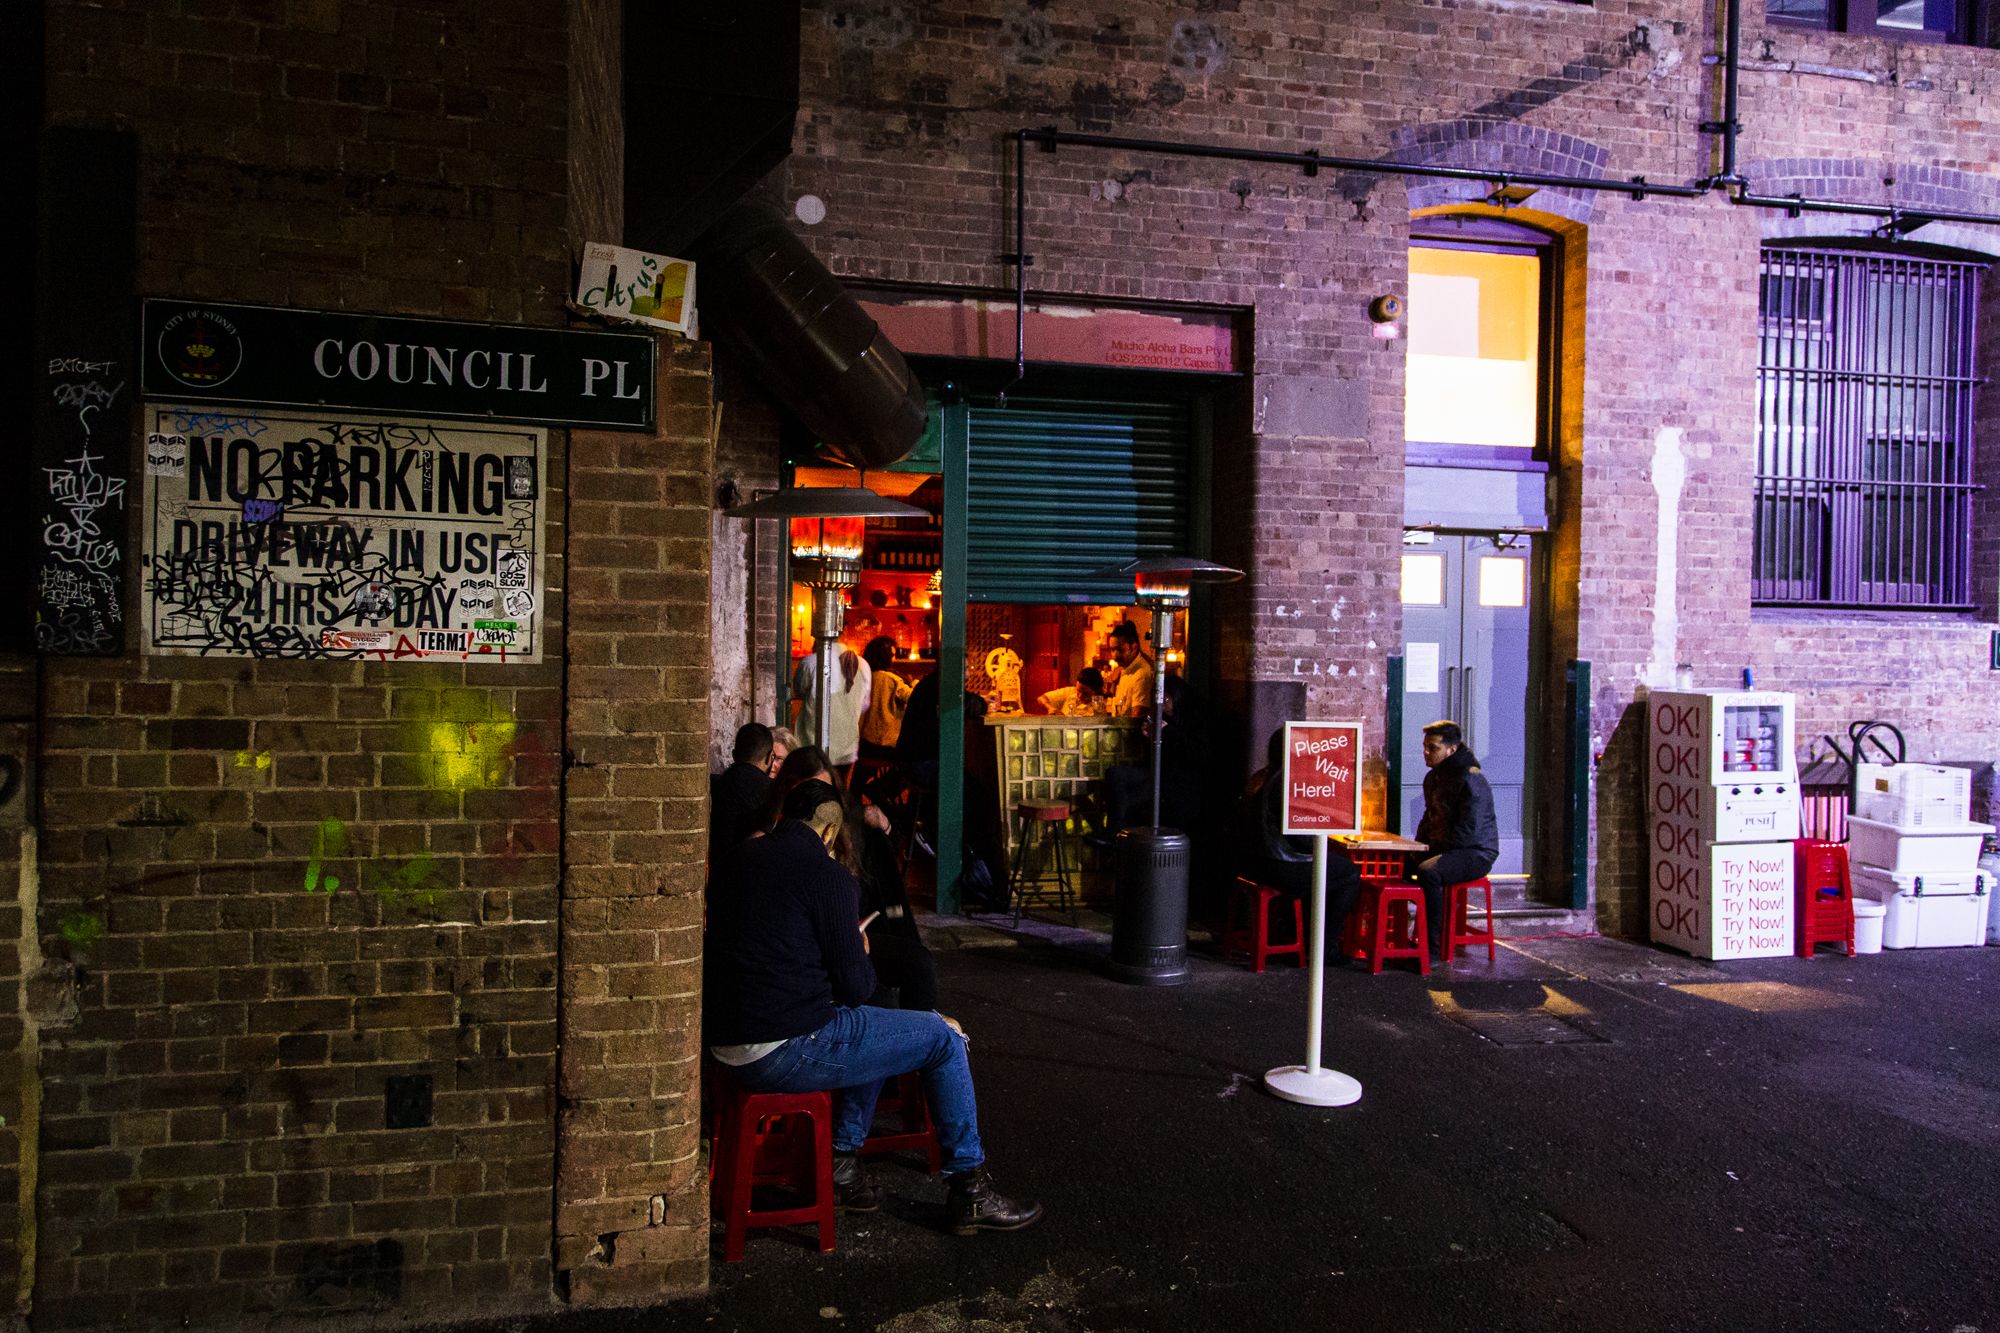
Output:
[472, 932, 2000, 1333]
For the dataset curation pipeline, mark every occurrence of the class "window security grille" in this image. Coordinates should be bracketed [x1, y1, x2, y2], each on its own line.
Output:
[1754, 248, 1984, 609]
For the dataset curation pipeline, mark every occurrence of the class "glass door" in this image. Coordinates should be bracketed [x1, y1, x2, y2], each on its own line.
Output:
[1399, 533, 1536, 877]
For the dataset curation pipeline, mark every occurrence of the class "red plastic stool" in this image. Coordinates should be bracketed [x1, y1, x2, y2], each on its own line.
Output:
[1223, 877, 1305, 972]
[1794, 838, 1855, 958]
[1444, 877, 1498, 962]
[1357, 882, 1430, 976]
[709, 1076, 836, 1263]
[859, 1071, 941, 1175]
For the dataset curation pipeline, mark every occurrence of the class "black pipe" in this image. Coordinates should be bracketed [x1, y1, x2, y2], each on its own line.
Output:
[998, 129, 1030, 406]
[1735, 190, 2000, 229]
[696, 198, 928, 469]
[1019, 127, 1710, 199]
[1704, 0, 1747, 187]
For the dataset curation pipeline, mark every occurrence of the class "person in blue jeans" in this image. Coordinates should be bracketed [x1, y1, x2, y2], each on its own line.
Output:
[705, 779, 1042, 1235]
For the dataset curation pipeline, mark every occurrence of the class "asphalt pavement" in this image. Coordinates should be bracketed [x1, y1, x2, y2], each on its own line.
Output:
[453, 923, 2000, 1333]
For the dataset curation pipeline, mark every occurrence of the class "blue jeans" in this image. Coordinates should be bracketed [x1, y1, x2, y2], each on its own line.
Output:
[731, 1005, 984, 1174]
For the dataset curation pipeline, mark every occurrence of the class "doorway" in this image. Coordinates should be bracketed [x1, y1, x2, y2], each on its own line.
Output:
[1398, 532, 1536, 877]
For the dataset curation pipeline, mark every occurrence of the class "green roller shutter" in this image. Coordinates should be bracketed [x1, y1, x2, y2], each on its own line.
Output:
[966, 395, 1191, 603]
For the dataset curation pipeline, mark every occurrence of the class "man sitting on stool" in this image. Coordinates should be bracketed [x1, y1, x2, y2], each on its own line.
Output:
[705, 779, 1043, 1235]
[1415, 720, 1499, 959]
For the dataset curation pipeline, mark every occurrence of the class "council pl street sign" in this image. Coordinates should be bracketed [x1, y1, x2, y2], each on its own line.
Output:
[141, 299, 657, 431]
[1280, 720, 1363, 837]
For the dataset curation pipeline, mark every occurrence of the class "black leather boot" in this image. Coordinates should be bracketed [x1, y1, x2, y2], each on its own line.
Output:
[831, 1152, 881, 1212]
[945, 1167, 1043, 1235]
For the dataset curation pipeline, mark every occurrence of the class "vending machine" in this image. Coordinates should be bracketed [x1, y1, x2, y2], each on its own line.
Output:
[1646, 689, 1802, 959]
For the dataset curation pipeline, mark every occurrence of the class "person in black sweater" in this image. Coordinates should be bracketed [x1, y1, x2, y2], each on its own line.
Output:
[1415, 719, 1500, 958]
[709, 722, 775, 867]
[759, 745, 939, 1012]
[705, 781, 1042, 1234]
[1104, 673, 1207, 833]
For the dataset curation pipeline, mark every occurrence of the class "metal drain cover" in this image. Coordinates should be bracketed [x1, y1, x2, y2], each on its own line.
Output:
[1445, 1007, 1607, 1046]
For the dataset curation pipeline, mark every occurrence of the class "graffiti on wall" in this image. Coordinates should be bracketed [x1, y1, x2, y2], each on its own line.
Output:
[140, 405, 545, 662]
[35, 358, 132, 655]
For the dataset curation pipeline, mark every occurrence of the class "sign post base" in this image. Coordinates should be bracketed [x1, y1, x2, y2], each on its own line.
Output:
[1262, 1065, 1363, 1107]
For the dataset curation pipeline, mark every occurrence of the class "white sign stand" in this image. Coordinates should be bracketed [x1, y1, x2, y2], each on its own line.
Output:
[1263, 721, 1364, 1107]
[1263, 837, 1364, 1106]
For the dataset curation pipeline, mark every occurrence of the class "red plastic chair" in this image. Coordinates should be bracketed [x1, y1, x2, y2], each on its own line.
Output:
[1794, 838, 1854, 958]
[1352, 881, 1430, 976]
[1223, 877, 1305, 972]
[709, 1076, 836, 1263]
[859, 1071, 941, 1175]
[1444, 877, 1498, 962]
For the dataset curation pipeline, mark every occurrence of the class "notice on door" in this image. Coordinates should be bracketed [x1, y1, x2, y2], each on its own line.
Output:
[1281, 721, 1364, 837]
[1405, 642, 1440, 694]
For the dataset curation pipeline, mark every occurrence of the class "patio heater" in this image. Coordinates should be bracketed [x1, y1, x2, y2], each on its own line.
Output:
[1099, 555, 1243, 985]
[726, 484, 926, 754]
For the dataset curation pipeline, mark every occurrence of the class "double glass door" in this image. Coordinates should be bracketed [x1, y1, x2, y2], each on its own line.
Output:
[1399, 533, 1535, 877]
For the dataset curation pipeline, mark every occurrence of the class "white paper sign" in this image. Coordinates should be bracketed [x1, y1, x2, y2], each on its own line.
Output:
[1405, 641, 1440, 694]
[576, 241, 697, 335]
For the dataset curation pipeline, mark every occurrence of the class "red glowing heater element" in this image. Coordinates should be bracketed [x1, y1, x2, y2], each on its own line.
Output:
[788, 515, 867, 563]
[726, 482, 927, 753]
[1133, 572, 1192, 606]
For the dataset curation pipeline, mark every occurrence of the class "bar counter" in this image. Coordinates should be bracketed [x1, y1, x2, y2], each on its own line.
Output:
[979, 712, 1145, 887]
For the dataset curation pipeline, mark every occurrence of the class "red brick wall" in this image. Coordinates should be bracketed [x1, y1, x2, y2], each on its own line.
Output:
[555, 345, 714, 1305]
[27, 0, 584, 1323]
[702, 2, 2000, 931]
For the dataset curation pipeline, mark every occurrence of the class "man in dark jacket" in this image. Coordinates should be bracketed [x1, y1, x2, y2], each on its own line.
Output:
[709, 722, 775, 866]
[1415, 720, 1500, 958]
[705, 780, 1042, 1235]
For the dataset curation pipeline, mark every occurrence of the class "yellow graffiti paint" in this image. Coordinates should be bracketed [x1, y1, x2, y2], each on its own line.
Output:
[233, 750, 272, 770]
[424, 717, 518, 790]
[305, 817, 347, 894]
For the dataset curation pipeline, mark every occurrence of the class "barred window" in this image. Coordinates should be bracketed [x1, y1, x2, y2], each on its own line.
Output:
[1754, 247, 1984, 609]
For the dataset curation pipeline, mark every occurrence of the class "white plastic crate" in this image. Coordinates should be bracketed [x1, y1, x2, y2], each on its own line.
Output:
[1851, 864, 1990, 949]
[1853, 763, 1971, 827]
[1845, 815, 1992, 875]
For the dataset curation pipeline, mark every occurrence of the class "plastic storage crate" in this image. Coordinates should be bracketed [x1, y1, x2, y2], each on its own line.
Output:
[1845, 815, 1993, 875]
[1853, 763, 1972, 827]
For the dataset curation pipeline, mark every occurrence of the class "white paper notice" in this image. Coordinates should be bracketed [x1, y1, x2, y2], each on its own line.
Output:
[1406, 642, 1441, 693]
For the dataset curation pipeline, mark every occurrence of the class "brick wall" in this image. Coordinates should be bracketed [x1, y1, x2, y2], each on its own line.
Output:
[554, 345, 713, 1305]
[28, 0, 581, 1323]
[0, 662, 34, 1319]
[704, 1, 2000, 928]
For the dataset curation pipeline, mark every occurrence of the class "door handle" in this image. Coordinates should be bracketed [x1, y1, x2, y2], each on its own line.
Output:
[1445, 666, 1459, 724]
[1464, 665, 1476, 750]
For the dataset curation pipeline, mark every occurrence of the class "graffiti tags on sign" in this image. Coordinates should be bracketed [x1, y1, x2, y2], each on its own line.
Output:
[140, 405, 545, 662]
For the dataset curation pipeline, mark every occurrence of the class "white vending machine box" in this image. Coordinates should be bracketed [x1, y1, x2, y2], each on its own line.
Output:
[1647, 689, 1802, 960]
[1647, 689, 1798, 784]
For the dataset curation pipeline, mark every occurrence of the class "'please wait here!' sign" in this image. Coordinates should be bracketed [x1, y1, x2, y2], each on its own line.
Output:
[1281, 721, 1364, 837]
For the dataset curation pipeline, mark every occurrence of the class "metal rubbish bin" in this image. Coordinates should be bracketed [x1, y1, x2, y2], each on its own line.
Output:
[1107, 827, 1191, 986]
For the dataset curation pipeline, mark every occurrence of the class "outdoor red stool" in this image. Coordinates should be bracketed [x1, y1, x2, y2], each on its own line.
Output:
[1357, 882, 1430, 976]
[1223, 877, 1304, 973]
[859, 1071, 941, 1175]
[1443, 877, 1498, 962]
[709, 1075, 836, 1263]
[1794, 838, 1855, 958]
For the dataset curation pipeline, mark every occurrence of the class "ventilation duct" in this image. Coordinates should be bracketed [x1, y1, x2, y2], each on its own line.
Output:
[695, 199, 928, 469]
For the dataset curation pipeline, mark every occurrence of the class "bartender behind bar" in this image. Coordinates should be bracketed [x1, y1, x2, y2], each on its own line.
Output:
[1104, 621, 1154, 718]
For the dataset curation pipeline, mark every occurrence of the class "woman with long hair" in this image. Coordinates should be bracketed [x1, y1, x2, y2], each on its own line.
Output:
[858, 635, 914, 764]
[759, 746, 939, 1012]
